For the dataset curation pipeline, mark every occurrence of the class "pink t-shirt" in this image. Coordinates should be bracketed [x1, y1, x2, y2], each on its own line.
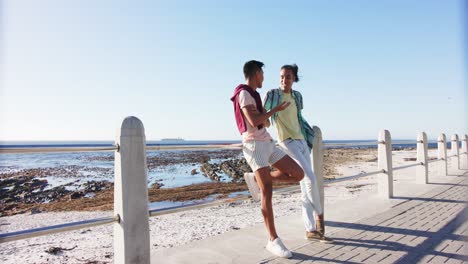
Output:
[238, 90, 272, 142]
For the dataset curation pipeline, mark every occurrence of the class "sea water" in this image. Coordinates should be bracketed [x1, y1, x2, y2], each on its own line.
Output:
[0, 139, 439, 190]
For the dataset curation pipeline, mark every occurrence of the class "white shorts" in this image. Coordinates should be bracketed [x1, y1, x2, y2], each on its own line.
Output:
[242, 140, 286, 172]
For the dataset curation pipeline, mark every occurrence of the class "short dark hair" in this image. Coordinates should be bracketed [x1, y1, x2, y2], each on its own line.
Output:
[243, 60, 264, 79]
[281, 64, 300, 82]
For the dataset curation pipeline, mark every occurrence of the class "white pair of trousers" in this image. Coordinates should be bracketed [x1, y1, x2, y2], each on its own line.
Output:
[279, 139, 323, 232]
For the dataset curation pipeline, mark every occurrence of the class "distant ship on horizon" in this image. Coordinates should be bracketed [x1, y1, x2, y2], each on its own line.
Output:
[160, 138, 185, 142]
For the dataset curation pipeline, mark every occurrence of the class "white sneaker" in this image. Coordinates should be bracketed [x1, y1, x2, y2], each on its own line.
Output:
[266, 237, 292, 258]
[244, 172, 261, 201]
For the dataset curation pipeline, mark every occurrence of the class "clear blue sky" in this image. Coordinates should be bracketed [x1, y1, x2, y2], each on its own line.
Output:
[1, 0, 466, 141]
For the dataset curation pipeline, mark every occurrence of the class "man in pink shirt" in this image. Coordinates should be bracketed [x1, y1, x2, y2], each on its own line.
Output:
[230, 60, 304, 258]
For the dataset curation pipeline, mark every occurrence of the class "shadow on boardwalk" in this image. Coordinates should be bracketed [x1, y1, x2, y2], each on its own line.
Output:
[323, 208, 467, 263]
[267, 176, 468, 264]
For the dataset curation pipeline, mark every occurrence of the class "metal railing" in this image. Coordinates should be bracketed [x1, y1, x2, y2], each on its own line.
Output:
[0, 146, 119, 154]
[325, 169, 384, 184]
[393, 163, 422, 171]
[0, 144, 241, 154]
[0, 216, 119, 243]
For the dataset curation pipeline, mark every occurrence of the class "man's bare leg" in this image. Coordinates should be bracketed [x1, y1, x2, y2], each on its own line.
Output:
[255, 166, 277, 240]
[254, 156, 304, 240]
[271, 155, 304, 182]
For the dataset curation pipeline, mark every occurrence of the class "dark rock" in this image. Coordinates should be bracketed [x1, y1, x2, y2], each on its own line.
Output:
[220, 160, 244, 181]
[30, 208, 42, 214]
[45, 246, 77, 255]
[199, 157, 252, 183]
[151, 182, 164, 189]
[200, 162, 220, 181]
[82, 181, 112, 193]
[80, 229, 91, 234]
[0, 176, 115, 214]
[69, 192, 84, 200]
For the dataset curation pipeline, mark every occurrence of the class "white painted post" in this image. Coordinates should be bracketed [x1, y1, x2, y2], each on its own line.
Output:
[437, 133, 448, 176]
[451, 134, 460, 170]
[377, 130, 393, 198]
[311, 126, 324, 213]
[416, 132, 429, 184]
[114, 117, 150, 264]
[462, 134, 468, 170]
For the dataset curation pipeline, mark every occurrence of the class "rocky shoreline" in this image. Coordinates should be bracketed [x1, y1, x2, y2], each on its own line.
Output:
[0, 176, 113, 215]
[0, 148, 383, 217]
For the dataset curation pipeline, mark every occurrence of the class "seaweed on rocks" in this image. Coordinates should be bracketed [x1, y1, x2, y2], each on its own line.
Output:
[0, 177, 113, 216]
[200, 158, 252, 182]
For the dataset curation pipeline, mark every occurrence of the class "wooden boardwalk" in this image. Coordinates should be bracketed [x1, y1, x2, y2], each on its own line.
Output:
[267, 177, 468, 264]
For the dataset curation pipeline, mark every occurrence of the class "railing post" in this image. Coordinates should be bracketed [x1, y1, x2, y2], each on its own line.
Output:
[378, 130, 393, 198]
[114, 117, 150, 264]
[437, 133, 448, 176]
[416, 132, 429, 184]
[451, 134, 460, 170]
[311, 126, 324, 214]
[461, 134, 468, 170]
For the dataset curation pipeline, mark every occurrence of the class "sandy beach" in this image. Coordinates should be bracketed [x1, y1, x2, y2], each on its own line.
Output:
[0, 148, 442, 264]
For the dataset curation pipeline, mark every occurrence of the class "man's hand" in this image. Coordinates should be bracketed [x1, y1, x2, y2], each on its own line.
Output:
[242, 101, 290, 128]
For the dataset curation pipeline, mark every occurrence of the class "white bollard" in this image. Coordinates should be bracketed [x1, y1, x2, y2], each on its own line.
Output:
[451, 134, 460, 170]
[377, 130, 393, 198]
[462, 134, 468, 170]
[311, 126, 324, 213]
[416, 132, 429, 184]
[114, 117, 150, 264]
[437, 134, 448, 176]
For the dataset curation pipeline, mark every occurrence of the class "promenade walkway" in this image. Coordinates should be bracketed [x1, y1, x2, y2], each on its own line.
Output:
[152, 169, 468, 264]
[267, 176, 467, 264]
